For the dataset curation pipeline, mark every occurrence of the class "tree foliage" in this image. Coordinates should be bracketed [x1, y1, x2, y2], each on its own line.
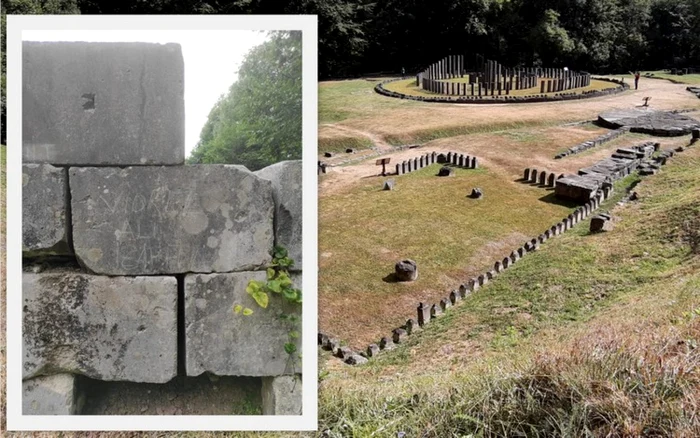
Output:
[4, 0, 700, 144]
[187, 31, 302, 169]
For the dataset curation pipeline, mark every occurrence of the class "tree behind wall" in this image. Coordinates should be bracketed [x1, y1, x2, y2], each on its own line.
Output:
[188, 31, 302, 170]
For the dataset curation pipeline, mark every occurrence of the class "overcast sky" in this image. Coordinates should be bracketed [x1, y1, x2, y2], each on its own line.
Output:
[23, 30, 271, 157]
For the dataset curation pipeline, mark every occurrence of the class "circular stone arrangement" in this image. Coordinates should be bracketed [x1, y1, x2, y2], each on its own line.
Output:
[598, 109, 700, 136]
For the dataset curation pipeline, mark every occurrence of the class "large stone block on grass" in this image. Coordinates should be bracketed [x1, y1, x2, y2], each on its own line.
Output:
[254, 161, 302, 270]
[22, 164, 71, 256]
[23, 273, 177, 383]
[185, 271, 302, 377]
[23, 373, 83, 415]
[70, 165, 274, 275]
[23, 42, 184, 165]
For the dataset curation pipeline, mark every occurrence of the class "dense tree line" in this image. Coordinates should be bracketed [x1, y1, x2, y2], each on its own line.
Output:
[3, 0, 700, 144]
[187, 31, 302, 169]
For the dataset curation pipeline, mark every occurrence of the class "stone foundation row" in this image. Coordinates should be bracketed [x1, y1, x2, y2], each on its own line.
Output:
[322, 136, 687, 366]
[396, 151, 478, 175]
[555, 142, 659, 202]
[319, 187, 616, 365]
[555, 127, 629, 159]
[522, 168, 563, 187]
[375, 77, 629, 104]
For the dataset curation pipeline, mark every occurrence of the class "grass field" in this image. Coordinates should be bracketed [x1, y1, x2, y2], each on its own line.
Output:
[319, 163, 577, 347]
[318, 146, 700, 437]
[383, 77, 617, 98]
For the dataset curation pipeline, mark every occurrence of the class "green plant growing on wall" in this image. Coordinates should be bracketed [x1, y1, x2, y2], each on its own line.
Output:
[233, 245, 302, 369]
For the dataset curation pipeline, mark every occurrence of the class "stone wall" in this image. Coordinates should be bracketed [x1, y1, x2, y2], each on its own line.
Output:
[22, 42, 302, 415]
[554, 127, 629, 159]
[395, 151, 478, 175]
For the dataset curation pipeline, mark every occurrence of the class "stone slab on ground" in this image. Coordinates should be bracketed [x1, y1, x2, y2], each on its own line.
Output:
[254, 161, 302, 270]
[598, 109, 700, 136]
[22, 164, 71, 256]
[185, 271, 302, 377]
[70, 165, 274, 275]
[23, 42, 185, 165]
[23, 373, 83, 415]
[23, 273, 178, 383]
[262, 375, 302, 415]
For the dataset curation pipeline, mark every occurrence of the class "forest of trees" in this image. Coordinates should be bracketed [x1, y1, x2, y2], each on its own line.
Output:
[3, 0, 700, 145]
[187, 31, 302, 169]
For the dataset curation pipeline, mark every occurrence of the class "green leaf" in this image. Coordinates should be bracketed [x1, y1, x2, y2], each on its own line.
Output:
[266, 268, 276, 280]
[289, 331, 300, 339]
[268, 279, 282, 293]
[246, 280, 263, 295]
[233, 304, 242, 314]
[250, 290, 269, 308]
[284, 343, 297, 355]
[243, 308, 254, 316]
[273, 246, 288, 259]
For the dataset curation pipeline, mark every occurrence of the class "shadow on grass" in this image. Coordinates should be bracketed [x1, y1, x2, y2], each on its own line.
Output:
[382, 273, 400, 283]
[538, 192, 581, 208]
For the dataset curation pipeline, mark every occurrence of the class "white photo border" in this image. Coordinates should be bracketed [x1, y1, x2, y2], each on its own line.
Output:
[6, 14, 318, 432]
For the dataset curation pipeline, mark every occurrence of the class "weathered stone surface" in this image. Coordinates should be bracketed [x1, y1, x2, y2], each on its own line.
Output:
[23, 374, 83, 415]
[382, 179, 395, 191]
[255, 160, 302, 270]
[395, 259, 418, 281]
[261, 375, 302, 415]
[22, 164, 71, 256]
[438, 166, 455, 177]
[590, 214, 614, 232]
[70, 165, 274, 275]
[345, 354, 368, 365]
[23, 273, 177, 383]
[469, 188, 483, 199]
[335, 346, 353, 359]
[367, 344, 380, 357]
[392, 328, 408, 344]
[417, 302, 430, 326]
[379, 337, 395, 350]
[23, 42, 184, 165]
[598, 109, 700, 136]
[185, 271, 301, 377]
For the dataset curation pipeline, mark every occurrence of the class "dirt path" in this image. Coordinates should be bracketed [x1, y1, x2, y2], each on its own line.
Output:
[322, 123, 393, 150]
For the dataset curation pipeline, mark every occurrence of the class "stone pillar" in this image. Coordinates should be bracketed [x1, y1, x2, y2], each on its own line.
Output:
[262, 375, 302, 415]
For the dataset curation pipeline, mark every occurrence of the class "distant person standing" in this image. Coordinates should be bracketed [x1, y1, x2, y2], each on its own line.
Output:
[401, 67, 406, 77]
[630, 71, 640, 89]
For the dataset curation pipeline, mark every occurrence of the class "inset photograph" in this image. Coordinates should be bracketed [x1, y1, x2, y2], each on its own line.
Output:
[8, 15, 316, 431]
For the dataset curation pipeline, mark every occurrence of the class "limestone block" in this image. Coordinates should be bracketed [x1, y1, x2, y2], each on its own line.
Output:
[185, 271, 302, 377]
[262, 375, 302, 415]
[70, 165, 274, 275]
[22, 164, 71, 256]
[23, 273, 177, 383]
[254, 161, 302, 270]
[23, 374, 83, 415]
[23, 42, 184, 165]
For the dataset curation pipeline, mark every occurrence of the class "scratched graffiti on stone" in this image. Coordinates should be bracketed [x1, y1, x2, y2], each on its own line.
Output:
[70, 166, 275, 275]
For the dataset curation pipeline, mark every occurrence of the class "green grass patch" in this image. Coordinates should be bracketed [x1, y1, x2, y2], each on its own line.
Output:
[319, 153, 700, 437]
[319, 163, 575, 304]
[318, 135, 374, 154]
[319, 79, 423, 124]
[385, 119, 563, 145]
